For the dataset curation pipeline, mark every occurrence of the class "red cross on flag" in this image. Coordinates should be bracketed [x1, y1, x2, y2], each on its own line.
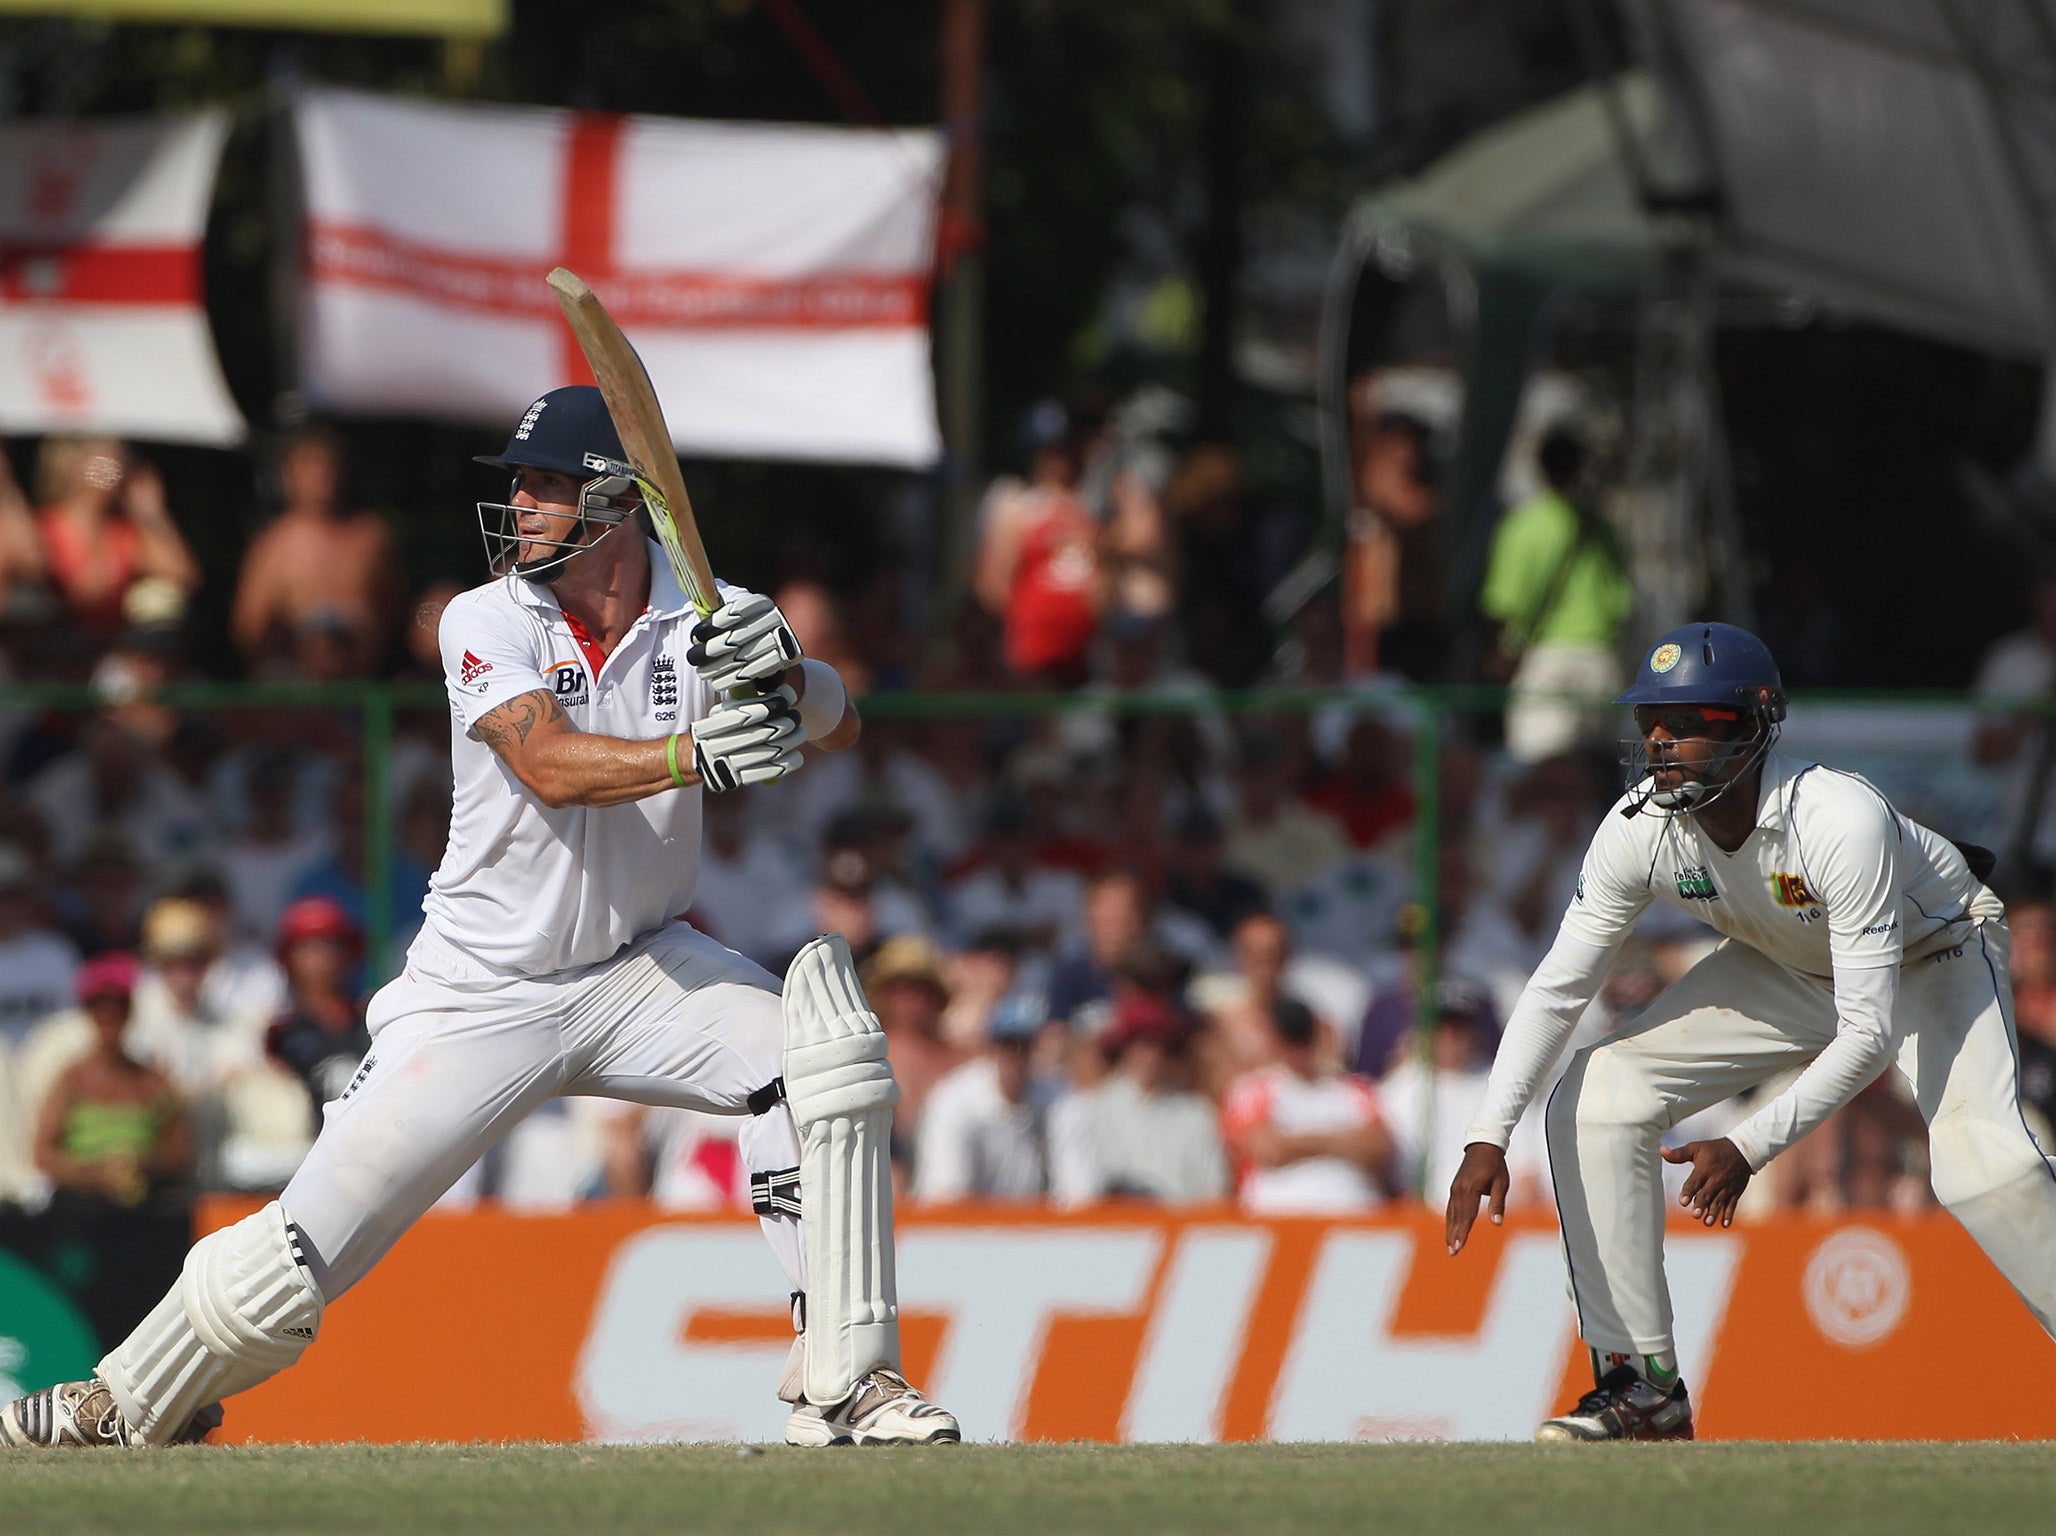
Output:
[0, 110, 244, 445]
[296, 87, 945, 467]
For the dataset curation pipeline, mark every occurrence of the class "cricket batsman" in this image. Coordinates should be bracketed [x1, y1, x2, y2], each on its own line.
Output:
[1447, 622, 2056, 1441]
[1, 386, 959, 1449]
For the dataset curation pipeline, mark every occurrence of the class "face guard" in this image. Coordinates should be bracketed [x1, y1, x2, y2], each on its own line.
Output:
[476, 457, 642, 583]
[1619, 703, 1779, 816]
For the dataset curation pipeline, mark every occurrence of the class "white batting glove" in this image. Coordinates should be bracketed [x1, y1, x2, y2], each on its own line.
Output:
[691, 684, 804, 792]
[689, 590, 803, 693]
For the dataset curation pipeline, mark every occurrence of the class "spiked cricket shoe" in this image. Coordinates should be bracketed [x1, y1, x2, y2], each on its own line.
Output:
[1536, 1365, 1694, 1443]
[785, 1368, 961, 1446]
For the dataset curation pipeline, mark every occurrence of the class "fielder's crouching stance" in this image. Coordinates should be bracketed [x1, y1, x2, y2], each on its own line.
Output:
[0, 386, 957, 1450]
[1448, 623, 2056, 1442]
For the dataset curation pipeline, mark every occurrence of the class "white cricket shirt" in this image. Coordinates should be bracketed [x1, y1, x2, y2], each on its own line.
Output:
[1467, 750, 2003, 1166]
[421, 544, 720, 975]
[1562, 751, 1996, 976]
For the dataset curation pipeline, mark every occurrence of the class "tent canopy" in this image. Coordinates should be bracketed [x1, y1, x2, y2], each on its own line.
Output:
[1347, 0, 2056, 360]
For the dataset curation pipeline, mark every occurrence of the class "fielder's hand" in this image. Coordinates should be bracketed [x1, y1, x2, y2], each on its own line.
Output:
[1445, 1141, 1511, 1256]
[689, 590, 803, 694]
[1663, 1137, 1752, 1228]
[691, 684, 803, 792]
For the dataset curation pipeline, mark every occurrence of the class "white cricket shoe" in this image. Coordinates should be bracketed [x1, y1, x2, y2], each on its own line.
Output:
[0, 1378, 221, 1449]
[784, 1368, 961, 1447]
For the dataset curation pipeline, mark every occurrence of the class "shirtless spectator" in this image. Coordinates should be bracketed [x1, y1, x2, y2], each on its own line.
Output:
[232, 427, 400, 676]
[33, 437, 199, 641]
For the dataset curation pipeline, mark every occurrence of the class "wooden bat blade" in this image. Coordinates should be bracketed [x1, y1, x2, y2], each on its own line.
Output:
[545, 266, 719, 617]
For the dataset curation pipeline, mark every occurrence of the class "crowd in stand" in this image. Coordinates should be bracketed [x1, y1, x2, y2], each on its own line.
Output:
[1, 404, 2053, 1228]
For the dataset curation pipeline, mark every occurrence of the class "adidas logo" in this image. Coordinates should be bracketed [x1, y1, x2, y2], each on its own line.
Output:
[460, 650, 492, 685]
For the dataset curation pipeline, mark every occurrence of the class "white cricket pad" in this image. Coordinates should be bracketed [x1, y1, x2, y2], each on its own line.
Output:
[99, 1201, 324, 1444]
[783, 934, 902, 1405]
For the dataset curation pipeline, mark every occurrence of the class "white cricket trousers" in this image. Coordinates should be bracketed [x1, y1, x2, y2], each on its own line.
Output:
[279, 920, 802, 1300]
[1546, 922, 2056, 1358]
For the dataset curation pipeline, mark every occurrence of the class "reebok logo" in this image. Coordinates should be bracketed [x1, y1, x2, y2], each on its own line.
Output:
[460, 651, 492, 685]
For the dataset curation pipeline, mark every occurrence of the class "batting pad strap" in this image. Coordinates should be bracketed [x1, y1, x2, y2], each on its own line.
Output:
[99, 1201, 324, 1445]
[751, 1166, 803, 1218]
[746, 1077, 786, 1116]
[784, 1034, 899, 1128]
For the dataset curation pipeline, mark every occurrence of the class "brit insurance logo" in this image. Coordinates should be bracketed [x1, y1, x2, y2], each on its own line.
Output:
[650, 654, 679, 722]
[549, 658, 590, 708]
[1674, 866, 1718, 901]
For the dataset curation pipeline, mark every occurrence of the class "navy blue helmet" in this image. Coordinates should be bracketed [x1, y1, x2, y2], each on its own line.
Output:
[474, 386, 643, 582]
[1616, 622, 1786, 814]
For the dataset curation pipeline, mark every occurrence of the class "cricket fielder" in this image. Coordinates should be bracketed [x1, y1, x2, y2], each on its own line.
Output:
[1447, 622, 2056, 1441]
[1, 387, 958, 1449]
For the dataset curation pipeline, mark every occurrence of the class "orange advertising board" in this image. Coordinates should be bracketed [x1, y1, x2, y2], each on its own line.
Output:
[195, 1199, 2056, 1444]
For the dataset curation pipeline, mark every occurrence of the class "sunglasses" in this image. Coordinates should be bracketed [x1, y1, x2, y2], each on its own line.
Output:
[1633, 704, 1739, 739]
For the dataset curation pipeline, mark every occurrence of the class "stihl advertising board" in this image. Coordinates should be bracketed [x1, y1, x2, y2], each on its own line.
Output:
[196, 1204, 2056, 1444]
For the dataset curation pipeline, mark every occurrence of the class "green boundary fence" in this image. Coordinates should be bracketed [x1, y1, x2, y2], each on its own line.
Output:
[0, 681, 2036, 997]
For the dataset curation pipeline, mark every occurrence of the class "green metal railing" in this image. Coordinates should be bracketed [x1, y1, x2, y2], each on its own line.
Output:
[2, 680, 2035, 994]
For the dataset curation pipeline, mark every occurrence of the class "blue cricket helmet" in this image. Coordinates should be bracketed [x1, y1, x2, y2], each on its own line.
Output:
[1616, 622, 1787, 723]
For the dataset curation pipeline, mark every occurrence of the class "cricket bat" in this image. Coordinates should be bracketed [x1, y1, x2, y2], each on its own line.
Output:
[545, 266, 720, 620]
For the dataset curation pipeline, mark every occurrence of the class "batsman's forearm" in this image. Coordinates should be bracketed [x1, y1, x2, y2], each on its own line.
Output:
[517, 732, 695, 807]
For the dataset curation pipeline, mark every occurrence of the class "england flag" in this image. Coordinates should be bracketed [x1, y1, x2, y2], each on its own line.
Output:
[295, 86, 945, 468]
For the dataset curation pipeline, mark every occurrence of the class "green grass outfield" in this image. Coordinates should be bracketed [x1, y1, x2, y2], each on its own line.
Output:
[2, 1442, 2051, 1536]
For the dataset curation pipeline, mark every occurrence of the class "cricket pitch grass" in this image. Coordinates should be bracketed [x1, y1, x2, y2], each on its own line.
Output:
[4, 1441, 2050, 1535]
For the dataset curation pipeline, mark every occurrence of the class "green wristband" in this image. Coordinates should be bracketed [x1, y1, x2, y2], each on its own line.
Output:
[666, 732, 690, 789]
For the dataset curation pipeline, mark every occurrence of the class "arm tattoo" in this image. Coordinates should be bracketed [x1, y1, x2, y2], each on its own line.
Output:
[474, 689, 568, 758]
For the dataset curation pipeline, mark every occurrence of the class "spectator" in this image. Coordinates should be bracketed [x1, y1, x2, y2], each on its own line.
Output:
[1303, 716, 1415, 850]
[2003, 897, 2056, 1150]
[1222, 732, 1350, 897]
[1353, 906, 1502, 1079]
[28, 716, 213, 871]
[1477, 424, 1633, 763]
[1164, 444, 1276, 685]
[231, 426, 401, 677]
[129, 896, 298, 1193]
[1162, 804, 1269, 945]
[31, 438, 199, 644]
[686, 792, 813, 968]
[1342, 408, 1442, 679]
[219, 750, 334, 944]
[1048, 992, 1227, 1205]
[912, 992, 1051, 1203]
[285, 776, 432, 971]
[601, 1101, 750, 1209]
[1972, 568, 2056, 880]
[1044, 866, 1216, 1037]
[160, 869, 288, 1025]
[861, 934, 964, 1158]
[973, 401, 1104, 686]
[0, 842, 80, 1049]
[945, 794, 1085, 954]
[32, 952, 191, 1210]
[264, 897, 371, 1121]
[1221, 997, 1394, 1213]
[0, 444, 47, 613]
[53, 831, 151, 958]
[1377, 983, 1547, 1206]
